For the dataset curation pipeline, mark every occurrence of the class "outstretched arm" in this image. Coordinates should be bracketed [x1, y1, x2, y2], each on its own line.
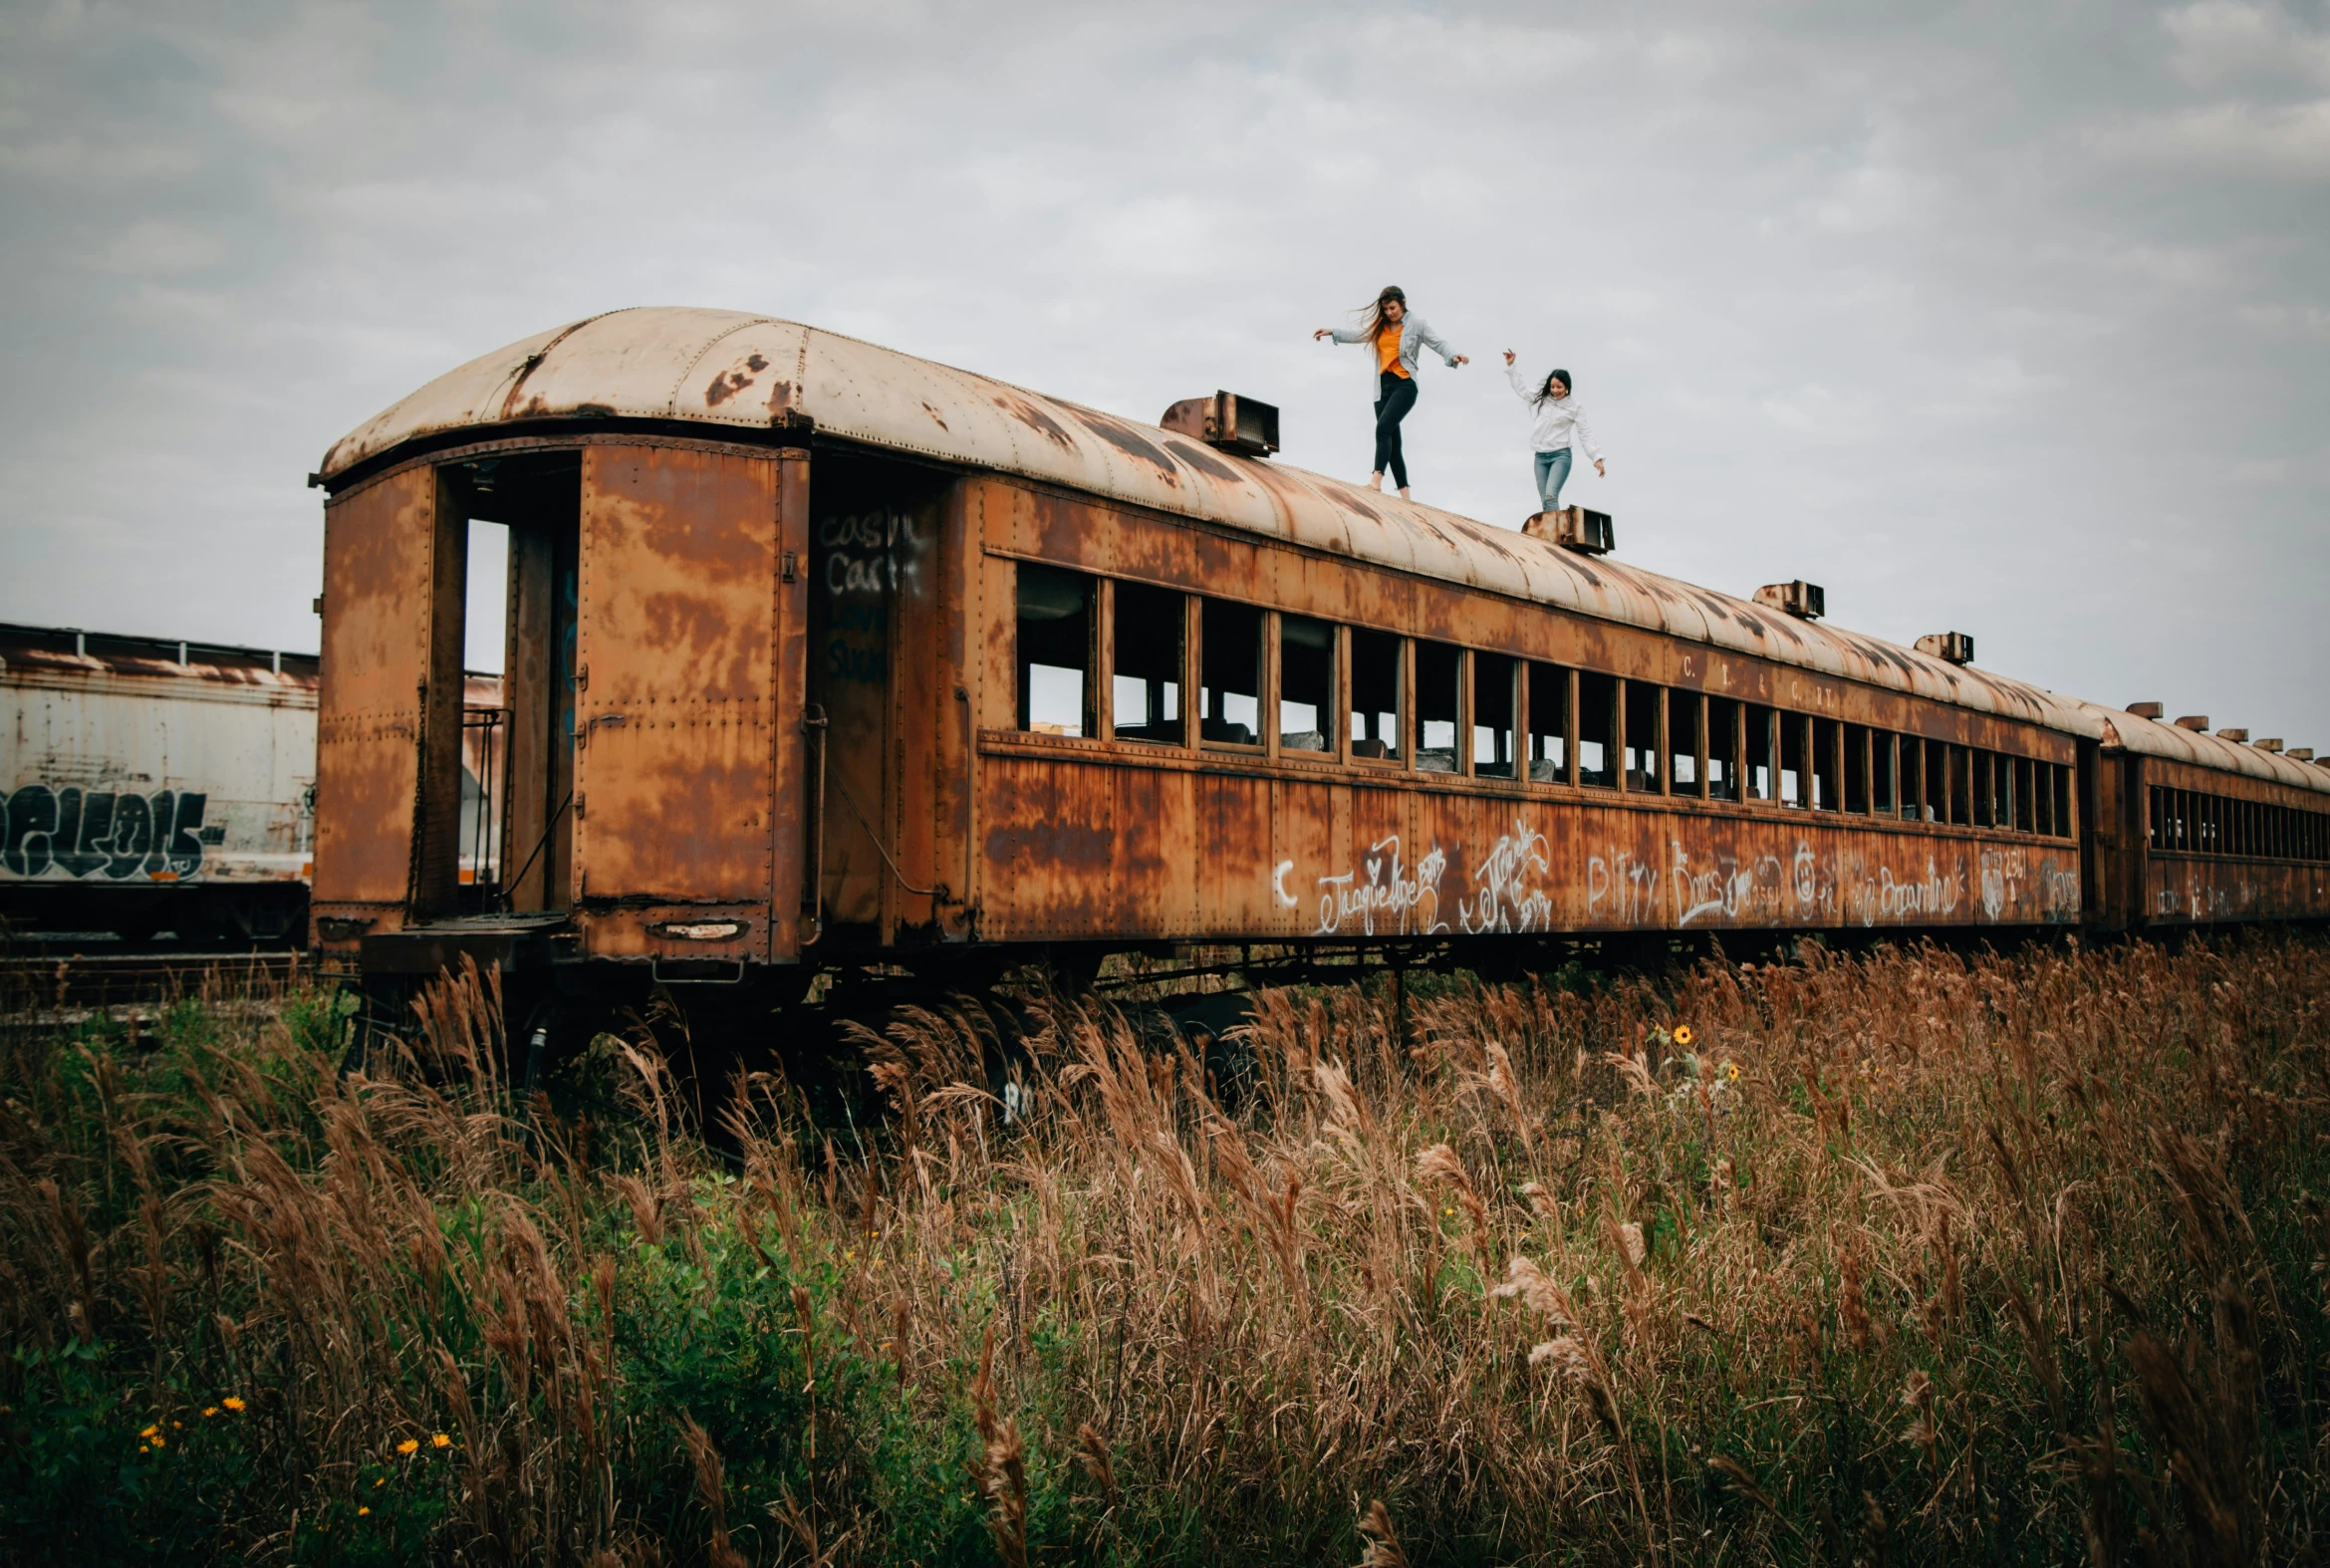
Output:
[1414, 319, 1466, 367]
[1503, 358, 1534, 400]
[1318, 325, 1369, 344]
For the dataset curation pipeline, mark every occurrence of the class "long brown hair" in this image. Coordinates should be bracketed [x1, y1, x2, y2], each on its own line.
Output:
[1357, 285, 1407, 342]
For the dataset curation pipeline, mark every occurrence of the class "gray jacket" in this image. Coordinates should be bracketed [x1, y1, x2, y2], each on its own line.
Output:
[1330, 315, 1461, 380]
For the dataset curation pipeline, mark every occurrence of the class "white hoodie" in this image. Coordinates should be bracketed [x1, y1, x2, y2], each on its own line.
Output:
[1506, 364, 1602, 461]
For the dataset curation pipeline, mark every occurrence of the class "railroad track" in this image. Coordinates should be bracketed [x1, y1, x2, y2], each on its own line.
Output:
[1, 948, 313, 1012]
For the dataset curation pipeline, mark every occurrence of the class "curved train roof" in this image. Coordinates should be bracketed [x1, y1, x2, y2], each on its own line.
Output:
[322, 307, 2330, 798]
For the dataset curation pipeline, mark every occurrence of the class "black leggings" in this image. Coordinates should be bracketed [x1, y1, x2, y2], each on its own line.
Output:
[1373, 371, 1418, 489]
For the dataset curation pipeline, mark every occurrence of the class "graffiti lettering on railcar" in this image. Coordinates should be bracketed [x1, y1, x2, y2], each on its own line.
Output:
[1587, 849, 1664, 923]
[1312, 835, 1447, 936]
[1672, 845, 1762, 926]
[820, 510, 922, 599]
[2, 785, 207, 880]
[1457, 821, 1554, 933]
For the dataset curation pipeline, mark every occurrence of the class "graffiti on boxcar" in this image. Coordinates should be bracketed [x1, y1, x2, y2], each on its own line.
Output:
[2, 784, 208, 880]
[824, 602, 889, 683]
[1312, 834, 1448, 936]
[1457, 820, 1554, 933]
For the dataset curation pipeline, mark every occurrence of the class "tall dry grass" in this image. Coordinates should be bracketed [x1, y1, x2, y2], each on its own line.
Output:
[3, 934, 2328, 1564]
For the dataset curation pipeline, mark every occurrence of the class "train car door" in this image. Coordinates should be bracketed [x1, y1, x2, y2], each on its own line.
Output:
[572, 442, 807, 963]
[807, 452, 954, 946]
[313, 463, 460, 942]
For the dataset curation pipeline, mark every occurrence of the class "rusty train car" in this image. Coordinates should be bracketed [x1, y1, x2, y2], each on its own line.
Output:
[306, 308, 2330, 1003]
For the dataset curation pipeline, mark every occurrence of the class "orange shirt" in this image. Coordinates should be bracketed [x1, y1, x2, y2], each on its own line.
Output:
[1376, 324, 1409, 378]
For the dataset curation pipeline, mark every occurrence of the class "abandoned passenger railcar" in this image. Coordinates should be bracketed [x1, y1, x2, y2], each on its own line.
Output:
[304, 308, 2330, 1001]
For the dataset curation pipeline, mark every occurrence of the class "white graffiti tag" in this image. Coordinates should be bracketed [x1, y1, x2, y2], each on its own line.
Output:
[1314, 835, 1448, 936]
[1458, 820, 1553, 933]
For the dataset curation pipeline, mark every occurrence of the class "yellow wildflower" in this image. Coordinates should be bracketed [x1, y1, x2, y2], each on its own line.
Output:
[430, 1434, 452, 1449]
[1674, 1024, 1694, 1047]
[140, 1424, 159, 1438]
[221, 1397, 246, 1413]
[202, 1408, 219, 1419]
[358, 1507, 371, 1517]
[375, 1477, 386, 1487]
[395, 1438, 419, 1456]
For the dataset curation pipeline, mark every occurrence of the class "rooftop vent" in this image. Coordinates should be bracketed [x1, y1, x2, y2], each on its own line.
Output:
[2255, 737, 2283, 752]
[2174, 715, 2209, 731]
[1160, 392, 1278, 457]
[2127, 701, 2164, 719]
[1522, 506, 1615, 556]
[2289, 748, 2314, 761]
[2215, 727, 2249, 742]
[1754, 581, 1825, 621]
[1915, 632, 1975, 665]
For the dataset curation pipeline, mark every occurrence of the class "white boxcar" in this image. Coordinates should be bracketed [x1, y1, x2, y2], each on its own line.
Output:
[2, 625, 318, 940]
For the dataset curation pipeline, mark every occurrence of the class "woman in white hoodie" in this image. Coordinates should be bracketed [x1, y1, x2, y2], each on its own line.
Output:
[1502, 351, 1605, 512]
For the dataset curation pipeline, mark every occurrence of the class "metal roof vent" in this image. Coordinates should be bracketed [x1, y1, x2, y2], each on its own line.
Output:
[2215, 727, 2249, 742]
[1915, 632, 1975, 665]
[1754, 581, 1825, 621]
[2255, 737, 2283, 752]
[2288, 747, 2314, 761]
[1522, 506, 1615, 555]
[1160, 392, 1278, 457]
[2127, 701, 2164, 719]
[2174, 715, 2209, 731]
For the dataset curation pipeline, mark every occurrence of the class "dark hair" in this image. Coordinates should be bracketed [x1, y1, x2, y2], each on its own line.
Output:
[1533, 367, 1573, 407]
[1359, 285, 1408, 342]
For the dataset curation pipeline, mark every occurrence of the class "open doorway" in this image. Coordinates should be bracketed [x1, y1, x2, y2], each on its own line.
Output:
[441, 452, 580, 916]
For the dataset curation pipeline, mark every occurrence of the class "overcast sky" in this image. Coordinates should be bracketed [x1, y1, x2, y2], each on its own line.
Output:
[3, 1, 2326, 742]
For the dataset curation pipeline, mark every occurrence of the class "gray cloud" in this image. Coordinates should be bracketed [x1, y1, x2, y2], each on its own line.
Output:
[2, 0, 2325, 743]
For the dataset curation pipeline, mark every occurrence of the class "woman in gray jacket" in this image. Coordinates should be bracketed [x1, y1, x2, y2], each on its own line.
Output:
[1314, 285, 1467, 498]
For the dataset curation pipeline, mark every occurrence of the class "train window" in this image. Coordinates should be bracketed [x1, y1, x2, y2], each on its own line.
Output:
[1970, 752, 1993, 828]
[1918, 739, 1943, 822]
[1874, 733, 1897, 814]
[2149, 787, 2162, 848]
[1579, 672, 1619, 788]
[1811, 718, 1840, 810]
[1473, 653, 1517, 779]
[1199, 598, 1263, 745]
[1671, 692, 1700, 793]
[1349, 630, 1403, 761]
[1844, 724, 1870, 813]
[1707, 698, 1740, 802]
[2017, 758, 2037, 833]
[1779, 715, 1806, 807]
[1745, 704, 1776, 801]
[1017, 564, 1093, 736]
[1415, 642, 1462, 772]
[1111, 581, 1184, 745]
[1625, 682, 1662, 791]
[1527, 661, 1567, 782]
[1278, 615, 1335, 754]
[1948, 745, 1971, 826]
[2053, 764, 2071, 838]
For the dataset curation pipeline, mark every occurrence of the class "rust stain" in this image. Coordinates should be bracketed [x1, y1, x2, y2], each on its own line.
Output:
[989, 392, 1079, 451]
[920, 400, 950, 432]
[704, 353, 769, 408]
[1066, 407, 1180, 483]
[767, 379, 793, 418]
[1161, 434, 1241, 484]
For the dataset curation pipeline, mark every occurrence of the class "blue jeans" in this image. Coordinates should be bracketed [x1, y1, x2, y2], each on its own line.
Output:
[1534, 447, 1573, 510]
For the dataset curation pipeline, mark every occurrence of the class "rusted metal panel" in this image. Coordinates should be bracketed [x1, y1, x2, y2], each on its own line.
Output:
[313, 465, 439, 942]
[318, 309, 2108, 743]
[2146, 857, 2330, 923]
[974, 740, 2086, 943]
[573, 444, 780, 961]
